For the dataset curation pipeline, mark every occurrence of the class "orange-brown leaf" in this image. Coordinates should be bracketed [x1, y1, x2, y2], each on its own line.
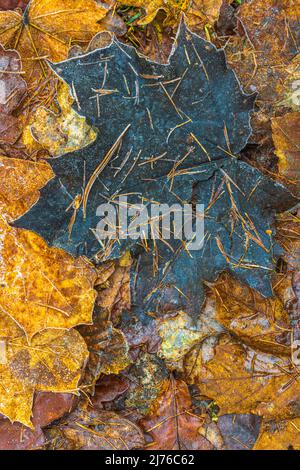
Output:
[141, 377, 214, 450]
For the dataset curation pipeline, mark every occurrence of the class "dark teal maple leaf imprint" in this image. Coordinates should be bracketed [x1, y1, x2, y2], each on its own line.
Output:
[15, 22, 298, 319]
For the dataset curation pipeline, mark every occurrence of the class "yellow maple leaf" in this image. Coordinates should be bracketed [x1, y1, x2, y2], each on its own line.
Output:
[0, 311, 88, 427]
[0, 156, 53, 222]
[26, 81, 98, 157]
[120, 0, 222, 29]
[0, 0, 109, 101]
[0, 218, 97, 340]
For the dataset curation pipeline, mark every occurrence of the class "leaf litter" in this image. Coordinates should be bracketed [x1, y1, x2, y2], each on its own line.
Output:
[0, 0, 299, 451]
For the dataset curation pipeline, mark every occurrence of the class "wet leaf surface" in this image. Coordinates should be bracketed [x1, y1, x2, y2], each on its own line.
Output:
[79, 321, 131, 393]
[30, 81, 98, 158]
[93, 375, 129, 407]
[212, 273, 292, 356]
[0, 418, 45, 450]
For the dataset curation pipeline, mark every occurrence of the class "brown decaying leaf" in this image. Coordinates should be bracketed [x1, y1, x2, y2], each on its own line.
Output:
[32, 391, 78, 428]
[276, 211, 300, 271]
[93, 375, 129, 407]
[0, 391, 77, 449]
[0, 419, 45, 450]
[254, 418, 300, 450]
[212, 274, 292, 356]
[0, 218, 97, 340]
[276, 211, 300, 325]
[0, 44, 26, 145]
[277, 54, 300, 111]
[141, 377, 214, 450]
[237, 0, 299, 103]
[45, 407, 145, 450]
[184, 333, 300, 421]
[79, 321, 131, 394]
[96, 253, 132, 323]
[0, 156, 53, 222]
[223, 0, 299, 146]
[0, 0, 29, 10]
[272, 112, 300, 195]
[125, 352, 168, 415]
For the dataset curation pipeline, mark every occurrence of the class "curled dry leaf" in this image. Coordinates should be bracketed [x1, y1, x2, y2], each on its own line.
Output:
[184, 333, 300, 421]
[140, 377, 214, 450]
[212, 274, 292, 356]
[0, 311, 88, 427]
[0, 45, 26, 145]
[0, 156, 53, 222]
[28, 81, 97, 157]
[272, 112, 300, 195]
[253, 418, 300, 450]
[45, 408, 145, 450]
[0, 218, 97, 340]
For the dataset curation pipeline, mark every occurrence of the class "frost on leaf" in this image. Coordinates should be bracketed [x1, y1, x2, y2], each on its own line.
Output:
[0, 310, 88, 427]
[0, 218, 97, 340]
[15, 22, 298, 319]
